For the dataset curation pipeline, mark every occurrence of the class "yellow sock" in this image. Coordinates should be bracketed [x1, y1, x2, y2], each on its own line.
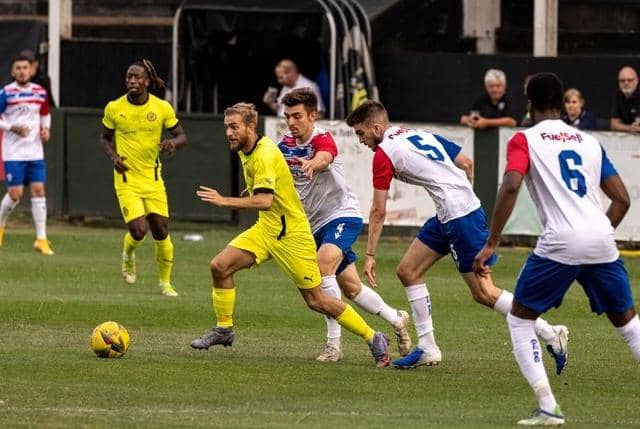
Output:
[213, 288, 235, 328]
[155, 235, 174, 285]
[123, 232, 144, 256]
[336, 304, 375, 342]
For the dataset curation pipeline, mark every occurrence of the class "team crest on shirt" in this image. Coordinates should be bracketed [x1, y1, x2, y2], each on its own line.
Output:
[146, 112, 157, 121]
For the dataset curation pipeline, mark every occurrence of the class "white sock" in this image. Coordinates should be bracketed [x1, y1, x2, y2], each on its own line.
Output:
[352, 284, 399, 326]
[494, 290, 556, 344]
[0, 193, 20, 227]
[31, 197, 47, 239]
[507, 313, 557, 412]
[405, 283, 436, 351]
[321, 275, 341, 343]
[616, 315, 640, 361]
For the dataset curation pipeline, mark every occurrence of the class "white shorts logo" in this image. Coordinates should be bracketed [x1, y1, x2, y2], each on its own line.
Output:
[6, 173, 12, 182]
[334, 223, 345, 240]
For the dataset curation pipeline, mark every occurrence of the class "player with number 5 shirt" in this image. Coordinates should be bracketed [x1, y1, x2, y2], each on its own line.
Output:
[345, 100, 568, 370]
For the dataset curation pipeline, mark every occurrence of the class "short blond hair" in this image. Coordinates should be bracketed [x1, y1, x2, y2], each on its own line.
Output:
[224, 102, 258, 126]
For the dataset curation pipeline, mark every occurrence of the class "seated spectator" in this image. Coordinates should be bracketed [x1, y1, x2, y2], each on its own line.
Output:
[561, 88, 597, 130]
[19, 49, 56, 107]
[262, 59, 325, 117]
[610, 66, 640, 133]
[460, 68, 517, 129]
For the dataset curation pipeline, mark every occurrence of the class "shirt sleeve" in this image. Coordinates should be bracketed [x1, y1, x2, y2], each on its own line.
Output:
[40, 93, 51, 128]
[312, 132, 338, 158]
[102, 102, 115, 130]
[433, 134, 461, 160]
[372, 148, 394, 190]
[0, 89, 6, 113]
[600, 145, 618, 182]
[252, 146, 277, 192]
[162, 100, 179, 129]
[505, 132, 530, 175]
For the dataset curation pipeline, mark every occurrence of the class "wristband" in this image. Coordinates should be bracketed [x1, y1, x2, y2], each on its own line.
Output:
[365, 252, 375, 257]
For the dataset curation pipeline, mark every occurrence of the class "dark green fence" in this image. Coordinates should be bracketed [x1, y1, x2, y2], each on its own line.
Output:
[2, 109, 498, 226]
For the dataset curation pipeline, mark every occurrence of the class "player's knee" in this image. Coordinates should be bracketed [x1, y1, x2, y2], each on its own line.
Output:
[209, 257, 230, 278]
[316, 254, 339, 274]
[396, 263, 414, 284]
[8, 189, 23, 201]
[341, 283, 361, 301]
[129, 225, 147, 241]
[150, 227, 168, 241]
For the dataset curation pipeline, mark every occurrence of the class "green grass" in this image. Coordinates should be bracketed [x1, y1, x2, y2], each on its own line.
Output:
[0, 222, 639, 428]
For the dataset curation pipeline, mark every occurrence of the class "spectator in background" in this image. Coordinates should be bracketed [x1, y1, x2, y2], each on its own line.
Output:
[610, 66, 640, 133]
[561, 88, 597, 130]
[19, 49, 56, 108]
[262, 59, 325, 118]
[520, 74, 534, 127]
[460, 68, 517, 129]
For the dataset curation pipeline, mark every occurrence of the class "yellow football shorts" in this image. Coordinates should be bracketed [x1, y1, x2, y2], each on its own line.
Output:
[115, 178, 169, 223]
[229, 222, 321, 289]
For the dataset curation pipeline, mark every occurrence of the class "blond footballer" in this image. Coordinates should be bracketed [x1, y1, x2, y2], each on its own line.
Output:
[190, 102, 390, 367]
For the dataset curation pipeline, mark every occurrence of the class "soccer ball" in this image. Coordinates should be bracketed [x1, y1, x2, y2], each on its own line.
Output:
[90, 321, 130, 358]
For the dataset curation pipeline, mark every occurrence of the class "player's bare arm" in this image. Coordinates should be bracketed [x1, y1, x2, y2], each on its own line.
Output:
[294, 151, 333, 179]
[364, 188, 388, 288]
[473, 170, 523, 276]
[453, 153, 474, 184]
[197, 185, 273, 210]
[159, 123, 188, 153]
[600, 174, 631, 228]
[40, 127, 50, 142]
[100, 126, 128, 173]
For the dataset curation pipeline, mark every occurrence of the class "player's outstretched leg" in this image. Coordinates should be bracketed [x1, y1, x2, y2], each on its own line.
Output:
[122, 232, 144, 284]
[494, 290, 569, 374]
[337, 265, 413, 357]
[316, 275, 343, 362]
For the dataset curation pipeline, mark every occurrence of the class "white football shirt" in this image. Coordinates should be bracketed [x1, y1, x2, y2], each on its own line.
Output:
[278, 126, 361, 233]
[373, 126, 480, 223]
[0, 81, 51, 161]
[506, 119, 619, 264]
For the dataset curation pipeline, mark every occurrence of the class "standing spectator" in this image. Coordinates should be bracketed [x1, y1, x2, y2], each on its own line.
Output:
[0, 55, 53, 254]
[610, 66, 640, 133]
[262, 59, 325, 117]
[460, 68, 517, 129]
[475, 73, 639, 426]
[19, 49, 56, 108]
[561, 88, 597, 130]
[100, 59, 187, 297]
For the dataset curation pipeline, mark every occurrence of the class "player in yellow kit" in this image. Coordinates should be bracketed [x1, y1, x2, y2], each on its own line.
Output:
[100, 59, 187, 297]
[190, 102, 391, 367]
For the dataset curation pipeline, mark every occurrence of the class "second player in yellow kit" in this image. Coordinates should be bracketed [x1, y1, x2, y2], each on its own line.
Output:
[100, 59, 187, 297]
[190, 102, 391, 367]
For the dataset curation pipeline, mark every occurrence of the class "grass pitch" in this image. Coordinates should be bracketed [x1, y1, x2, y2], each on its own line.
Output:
[0, 222, 639, 428]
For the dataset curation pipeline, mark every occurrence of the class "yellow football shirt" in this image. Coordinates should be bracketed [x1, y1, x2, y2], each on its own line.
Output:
[102, 94, 179, 186]
[239, 136, 309, 234]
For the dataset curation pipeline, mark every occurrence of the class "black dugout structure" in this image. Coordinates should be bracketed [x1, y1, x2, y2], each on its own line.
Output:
[171, 0, 378, 119]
